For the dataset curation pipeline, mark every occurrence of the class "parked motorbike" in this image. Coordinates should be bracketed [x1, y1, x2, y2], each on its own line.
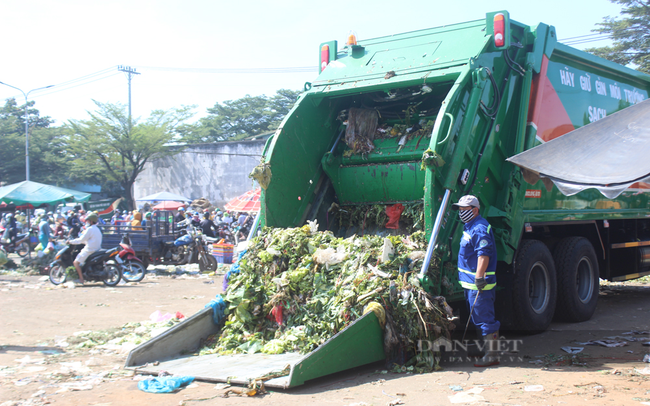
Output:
[113, 234, 146, 283]
[0, 230, 31, 257]
[49, 243, 122, 286]
[153, 220, 218, 273]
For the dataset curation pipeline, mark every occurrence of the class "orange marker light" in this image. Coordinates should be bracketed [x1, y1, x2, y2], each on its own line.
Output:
[347, 30, 357, 46]
[493, 13, 505, 48]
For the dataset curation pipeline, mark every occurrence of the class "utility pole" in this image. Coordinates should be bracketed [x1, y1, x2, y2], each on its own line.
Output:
[117, 66, 140, 131]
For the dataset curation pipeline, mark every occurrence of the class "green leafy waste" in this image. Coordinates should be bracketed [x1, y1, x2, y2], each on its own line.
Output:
[200, 222, 455, 369]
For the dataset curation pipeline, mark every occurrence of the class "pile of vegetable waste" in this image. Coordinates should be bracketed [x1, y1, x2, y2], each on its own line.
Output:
[200, 222, 455, 369]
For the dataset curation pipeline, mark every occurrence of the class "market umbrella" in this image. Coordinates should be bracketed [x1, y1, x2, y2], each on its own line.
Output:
[224, 188, 261, 213]
[152, 201, 186, 210]
[136, 191, 192, 202]
[0, 180, 91, 206]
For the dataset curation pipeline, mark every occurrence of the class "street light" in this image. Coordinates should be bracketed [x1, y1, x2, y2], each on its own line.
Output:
[0, 81, 54, 181]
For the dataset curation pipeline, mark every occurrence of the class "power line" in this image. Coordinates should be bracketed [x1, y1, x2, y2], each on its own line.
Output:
[135, 66, 317, 74]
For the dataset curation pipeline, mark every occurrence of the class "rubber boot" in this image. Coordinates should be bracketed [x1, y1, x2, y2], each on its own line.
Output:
[474, 330, 500, 367]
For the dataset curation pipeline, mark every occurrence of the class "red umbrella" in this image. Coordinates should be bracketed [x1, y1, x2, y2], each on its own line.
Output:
[224, 189, 261, 213]
[152, 201, 186, 210]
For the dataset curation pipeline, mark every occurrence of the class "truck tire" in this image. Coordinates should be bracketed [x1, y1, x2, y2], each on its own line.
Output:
[512, 240, 557, 333]
[553, 237, 599, 322]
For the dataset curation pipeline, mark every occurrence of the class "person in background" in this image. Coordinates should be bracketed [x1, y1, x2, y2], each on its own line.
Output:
[142, 212, 153, 227]
[69, 213, 102, 285]
[38, 215, 52, 250]
[174, 207, 186, 224]
[131, 210, 143, 230]
[67, 211, 82, 238]
[191, 211, 201, 227]
[111, 210, 122, 229]
[238, 212, 248, 226]
[200, 212, 218, 238]
[222, 212, 233, 225]
[54, 216, 66, 239]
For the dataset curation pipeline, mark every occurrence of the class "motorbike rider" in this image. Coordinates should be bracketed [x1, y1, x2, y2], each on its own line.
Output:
[141, 212, 152, 227]
[200, 212, 218, 238]
[191, 212, 201, 227]
[67, 211, 82, 238]
[4, 213, 18, 245]
[69, 212, 102, 284]
[174, 207, 186, 224]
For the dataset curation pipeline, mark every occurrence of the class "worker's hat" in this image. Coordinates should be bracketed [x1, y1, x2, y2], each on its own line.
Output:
[451, 195, 479, 210]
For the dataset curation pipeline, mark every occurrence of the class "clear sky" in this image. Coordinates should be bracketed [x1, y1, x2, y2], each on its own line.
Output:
[0, 0, 623, 125]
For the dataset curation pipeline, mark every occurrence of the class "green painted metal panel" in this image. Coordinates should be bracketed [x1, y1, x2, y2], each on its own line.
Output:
[289, 311, 385, 387]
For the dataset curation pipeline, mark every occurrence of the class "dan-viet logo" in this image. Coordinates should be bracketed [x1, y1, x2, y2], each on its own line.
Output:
[418, 337, 525, 362]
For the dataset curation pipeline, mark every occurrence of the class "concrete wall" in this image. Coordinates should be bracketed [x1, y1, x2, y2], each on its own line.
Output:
[134, 140, 265, 209]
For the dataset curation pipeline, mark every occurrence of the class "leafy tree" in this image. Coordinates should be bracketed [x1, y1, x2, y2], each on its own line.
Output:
[0, 98, 64, 185]
[187, 89, 301, 143]
[586, 0, 650, 73]
[66, 101, 195, 209]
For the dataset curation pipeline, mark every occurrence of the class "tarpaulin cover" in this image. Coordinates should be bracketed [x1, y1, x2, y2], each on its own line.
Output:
[507, 99, 650, 199]
[136, 191, 192, 202]
[152, 201, 186, 210]
[224, 188, 261, 213]
[0, 181, 91, 206]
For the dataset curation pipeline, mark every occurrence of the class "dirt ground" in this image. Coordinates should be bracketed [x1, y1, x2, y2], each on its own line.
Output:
[1, 258, 649, 406]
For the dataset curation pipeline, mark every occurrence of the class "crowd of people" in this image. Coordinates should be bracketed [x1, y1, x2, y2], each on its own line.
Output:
[106, 206, 254, 242]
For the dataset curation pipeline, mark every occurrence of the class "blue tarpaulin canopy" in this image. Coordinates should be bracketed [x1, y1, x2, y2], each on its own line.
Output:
[0, 181, 91, 206]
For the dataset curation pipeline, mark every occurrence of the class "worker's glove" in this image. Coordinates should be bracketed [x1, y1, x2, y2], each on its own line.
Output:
[475, 276, 487, 291]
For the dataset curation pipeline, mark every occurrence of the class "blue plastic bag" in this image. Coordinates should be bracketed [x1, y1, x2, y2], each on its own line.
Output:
[137, 376, 194, 393]
[222, 249, 247, 291]
[205, 294, 226, 325]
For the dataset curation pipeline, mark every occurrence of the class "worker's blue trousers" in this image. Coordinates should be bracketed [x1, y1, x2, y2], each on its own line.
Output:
[465, 288, 500, 336]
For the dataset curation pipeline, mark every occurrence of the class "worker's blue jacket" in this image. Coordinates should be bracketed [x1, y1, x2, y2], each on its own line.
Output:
[457, 214, 497, 290]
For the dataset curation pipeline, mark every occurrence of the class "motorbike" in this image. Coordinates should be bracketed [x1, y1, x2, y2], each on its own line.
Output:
[0, 229, 31, 257]
[153, 221, 218, 273]
[113, 234, 146, 283]
[48, 243, 122, 286]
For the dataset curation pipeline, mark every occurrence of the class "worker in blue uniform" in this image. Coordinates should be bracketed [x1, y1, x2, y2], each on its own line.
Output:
[451, 195, 500, 367]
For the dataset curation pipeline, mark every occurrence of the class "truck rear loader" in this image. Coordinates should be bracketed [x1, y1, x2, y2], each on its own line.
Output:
[127, 11, 650, 387]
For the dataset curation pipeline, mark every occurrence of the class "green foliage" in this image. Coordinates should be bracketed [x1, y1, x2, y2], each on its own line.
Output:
[65, 101, 195, 208]
[187, 89, 301, 143]
[0, 98, 65, 185]
[586, 0, 650, 73]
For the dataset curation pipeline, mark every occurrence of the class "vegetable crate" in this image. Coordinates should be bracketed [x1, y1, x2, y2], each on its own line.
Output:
[213, 243, 234, 264]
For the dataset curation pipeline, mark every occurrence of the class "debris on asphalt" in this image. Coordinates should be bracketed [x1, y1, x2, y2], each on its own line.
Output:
[561, 346, 584, 354]
[524, 385, 544, 392]
[448, 387, 484, 404]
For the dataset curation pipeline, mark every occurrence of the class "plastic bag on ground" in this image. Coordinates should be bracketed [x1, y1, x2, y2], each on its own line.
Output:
[137, 376, 194, 393]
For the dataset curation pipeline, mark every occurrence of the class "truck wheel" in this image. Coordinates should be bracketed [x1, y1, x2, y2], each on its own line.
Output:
[553, 237, 599, 322]
[512, 240, 557, 333]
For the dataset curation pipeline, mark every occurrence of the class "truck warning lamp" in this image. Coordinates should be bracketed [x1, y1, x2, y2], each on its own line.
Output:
[321, 44, 330, 72]
[347, 30, 358, 46]
[493, 13, 505, 48]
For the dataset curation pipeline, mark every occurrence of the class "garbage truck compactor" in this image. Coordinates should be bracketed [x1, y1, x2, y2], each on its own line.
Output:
[127, 11, 650, 386]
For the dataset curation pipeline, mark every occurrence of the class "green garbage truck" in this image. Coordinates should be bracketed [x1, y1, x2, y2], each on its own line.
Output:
[126, 11, 650, 386]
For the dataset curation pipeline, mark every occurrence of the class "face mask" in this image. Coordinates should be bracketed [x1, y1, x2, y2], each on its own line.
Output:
[458, 208, 475, 223]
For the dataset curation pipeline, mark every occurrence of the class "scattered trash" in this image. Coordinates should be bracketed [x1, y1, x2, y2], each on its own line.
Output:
[149, 310, 174, 323]
[449, 385, 463, 391]
[636, 367, 650, 375]
[448, 387, 484, 404]
[574, 339, 628, 347]
[524, 385, 544, 392]
[214, 383, 231, 390]
[138, 375, 195, 393]
[509, 381, 523, 385]
[561, 346, 584, 354]
[643, 354, 650, 363]
[387, 399, 404, 406]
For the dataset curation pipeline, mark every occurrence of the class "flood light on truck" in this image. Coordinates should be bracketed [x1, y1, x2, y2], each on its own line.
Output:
[494, 13, 505, 47]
